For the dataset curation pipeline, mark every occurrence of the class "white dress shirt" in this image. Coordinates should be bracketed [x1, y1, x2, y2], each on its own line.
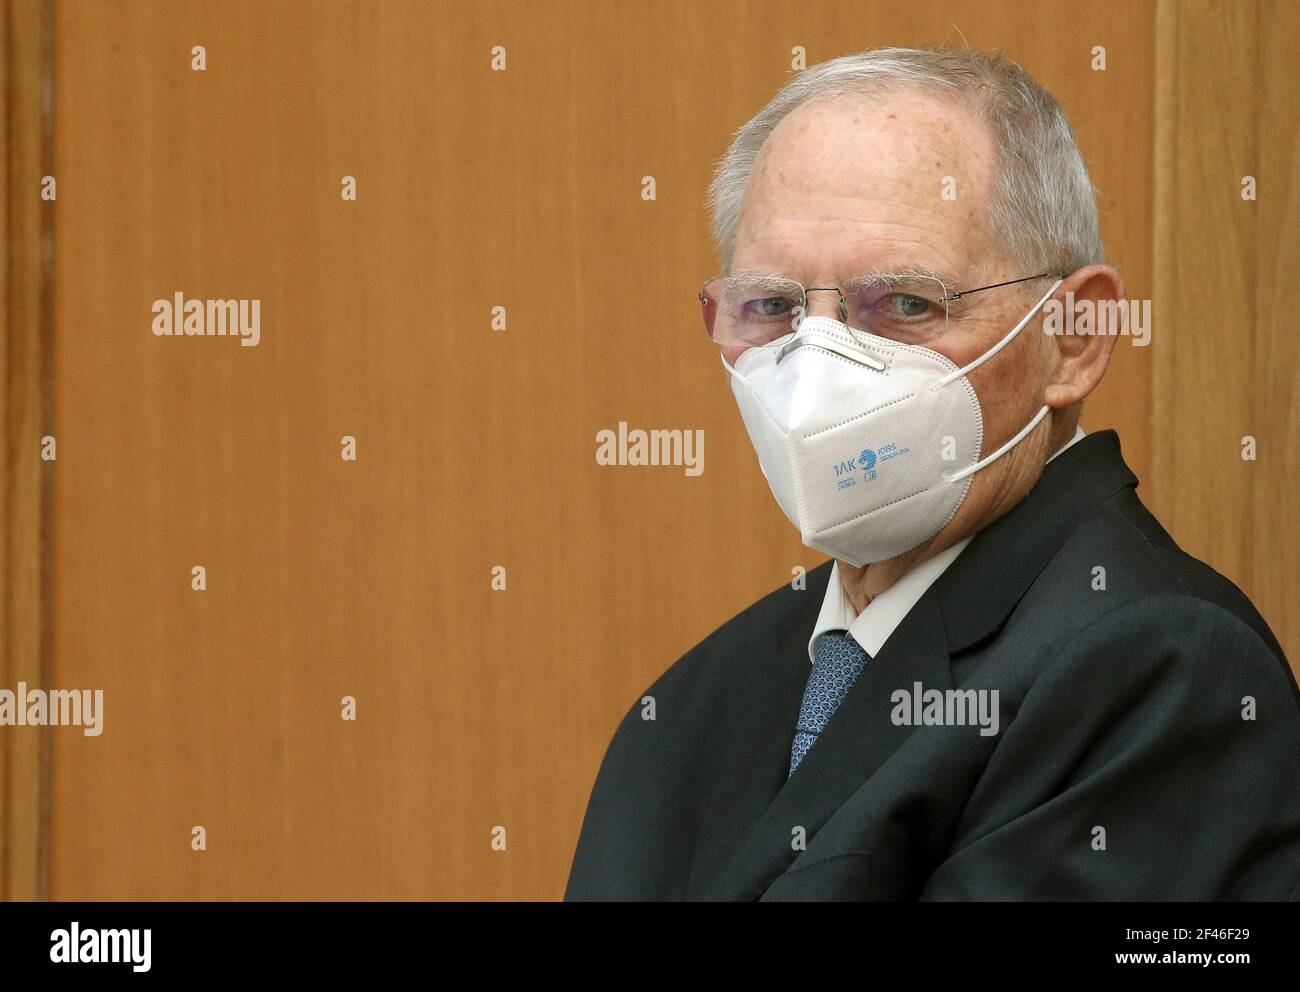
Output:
[808, 425, 1088, 663]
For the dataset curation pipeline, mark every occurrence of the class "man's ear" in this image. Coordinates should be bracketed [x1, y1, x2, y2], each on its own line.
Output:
[1041, 265, 1125, 409]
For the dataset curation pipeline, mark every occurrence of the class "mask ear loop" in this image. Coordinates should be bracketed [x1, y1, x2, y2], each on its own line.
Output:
[931, 279, 1062, 390]
[719, 350, 748, 384]
[944, 403, 1051, 483]
[930, 278, 1063, 484]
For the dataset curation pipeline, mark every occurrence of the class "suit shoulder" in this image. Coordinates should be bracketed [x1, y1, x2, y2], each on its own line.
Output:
[642, 561, 830, 700]
[1037, 592, 1298, 711]
[581, 563, 824, 800]
[1031, 487, 1286, 663]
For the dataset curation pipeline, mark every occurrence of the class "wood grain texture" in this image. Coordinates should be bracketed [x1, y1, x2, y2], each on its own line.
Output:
[0, 0, 1284, 901]
[2, 0, 53, 903]
[1152, 0, 1299, 663]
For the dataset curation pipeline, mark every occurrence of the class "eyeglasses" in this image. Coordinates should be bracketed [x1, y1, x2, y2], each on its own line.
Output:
[697, 270, 1066, 351]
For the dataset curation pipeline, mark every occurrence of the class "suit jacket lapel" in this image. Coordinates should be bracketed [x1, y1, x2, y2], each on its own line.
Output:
[681, 589, 815, 895]
[688, 593, 952, 900]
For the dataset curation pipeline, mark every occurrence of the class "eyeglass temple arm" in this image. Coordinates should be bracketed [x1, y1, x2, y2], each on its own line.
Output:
[945, 271, 1066, 302]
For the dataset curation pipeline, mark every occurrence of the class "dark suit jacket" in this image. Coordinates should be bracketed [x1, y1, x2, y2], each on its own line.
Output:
[565, 431, 1300, 900]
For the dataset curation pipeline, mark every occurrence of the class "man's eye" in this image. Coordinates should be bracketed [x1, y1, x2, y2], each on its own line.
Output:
[748, 296, 793, 318]
[889, 294, 932, 318]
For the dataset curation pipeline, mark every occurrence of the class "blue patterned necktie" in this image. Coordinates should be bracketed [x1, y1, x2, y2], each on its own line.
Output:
[789, 630, 870, 776]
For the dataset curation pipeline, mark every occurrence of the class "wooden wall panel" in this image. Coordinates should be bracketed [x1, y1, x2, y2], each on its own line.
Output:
[2, 0, 53, 902]
[0, 0, 1284, 901]
[1152, 0, 1299, 665]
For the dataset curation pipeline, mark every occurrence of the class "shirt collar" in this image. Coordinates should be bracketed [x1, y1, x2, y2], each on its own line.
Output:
[807, 425, 1087, 663]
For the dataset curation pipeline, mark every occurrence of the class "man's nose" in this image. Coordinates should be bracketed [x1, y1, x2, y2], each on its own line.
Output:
[803, 288, 846, 322]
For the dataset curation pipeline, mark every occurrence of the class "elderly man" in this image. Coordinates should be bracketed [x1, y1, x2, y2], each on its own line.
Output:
[566, 47, 1300, 900]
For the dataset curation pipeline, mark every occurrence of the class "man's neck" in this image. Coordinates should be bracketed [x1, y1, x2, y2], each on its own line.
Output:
[836, 534, 950, 614]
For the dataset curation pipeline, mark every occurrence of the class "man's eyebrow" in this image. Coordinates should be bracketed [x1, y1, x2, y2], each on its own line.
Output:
[724, 266, 961, 294]
[844, 266, 958, 292]
[721, 271, 801, 292]
[726, 269, 792, 279]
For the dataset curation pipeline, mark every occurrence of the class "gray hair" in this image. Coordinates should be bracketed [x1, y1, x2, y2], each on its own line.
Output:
[706, 47, 1104, 277]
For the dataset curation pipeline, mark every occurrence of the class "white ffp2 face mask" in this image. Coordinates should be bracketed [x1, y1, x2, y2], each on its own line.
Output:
[722, 280, 1061, 567]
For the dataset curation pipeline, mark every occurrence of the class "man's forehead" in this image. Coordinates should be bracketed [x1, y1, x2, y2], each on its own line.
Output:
[749, 91, 991, 199]
[734, 89, 995, 274]
[767, 88, 984, 152]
